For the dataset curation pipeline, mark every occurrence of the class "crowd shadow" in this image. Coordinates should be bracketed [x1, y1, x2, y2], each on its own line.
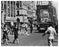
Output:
[34, 30, 45, 33]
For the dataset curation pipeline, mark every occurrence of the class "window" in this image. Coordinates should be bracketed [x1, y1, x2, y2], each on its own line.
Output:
[1, 1, 3, 10]
[17, 11, 19, 16]
[19, 1, 22, 7]
[16, 1, 19, 8]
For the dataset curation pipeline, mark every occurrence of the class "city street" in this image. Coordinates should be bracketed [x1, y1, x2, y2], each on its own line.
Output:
[1, 1, 58, 46]
[1, 29, 58, 46]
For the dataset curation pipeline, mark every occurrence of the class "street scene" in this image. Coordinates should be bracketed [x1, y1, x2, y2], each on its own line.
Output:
[1, 30, 58, 46]
[1, 1, 58, 46]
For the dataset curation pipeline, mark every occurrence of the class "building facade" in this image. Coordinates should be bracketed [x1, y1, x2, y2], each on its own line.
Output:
[1, 1, 57, 24]
[1, 1, 37, 24]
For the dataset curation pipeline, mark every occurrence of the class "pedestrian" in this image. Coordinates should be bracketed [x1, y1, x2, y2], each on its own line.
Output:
[22, 22, 30, 36]
[13, 18, 20, 44]
[28, 18, 33, 33]
[13, 25, 19, 44]
[42, 24, 57, 46]
[11, 22, 14, 35]
[2, 24, 9, 45]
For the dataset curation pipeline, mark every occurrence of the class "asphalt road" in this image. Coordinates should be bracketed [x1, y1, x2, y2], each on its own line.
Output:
[1, 30, 58, 46]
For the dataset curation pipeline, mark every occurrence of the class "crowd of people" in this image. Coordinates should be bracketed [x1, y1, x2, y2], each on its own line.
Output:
[1, 18, 31, 45]
[1, 18, 57, 46]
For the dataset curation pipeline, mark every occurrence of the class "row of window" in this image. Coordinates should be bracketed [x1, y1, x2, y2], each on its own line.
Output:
[1, 1, 23, 17]
[1, 1, 50, 17]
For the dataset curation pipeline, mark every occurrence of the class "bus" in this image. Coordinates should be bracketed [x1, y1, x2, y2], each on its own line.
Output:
[36, 1, 58, 32]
